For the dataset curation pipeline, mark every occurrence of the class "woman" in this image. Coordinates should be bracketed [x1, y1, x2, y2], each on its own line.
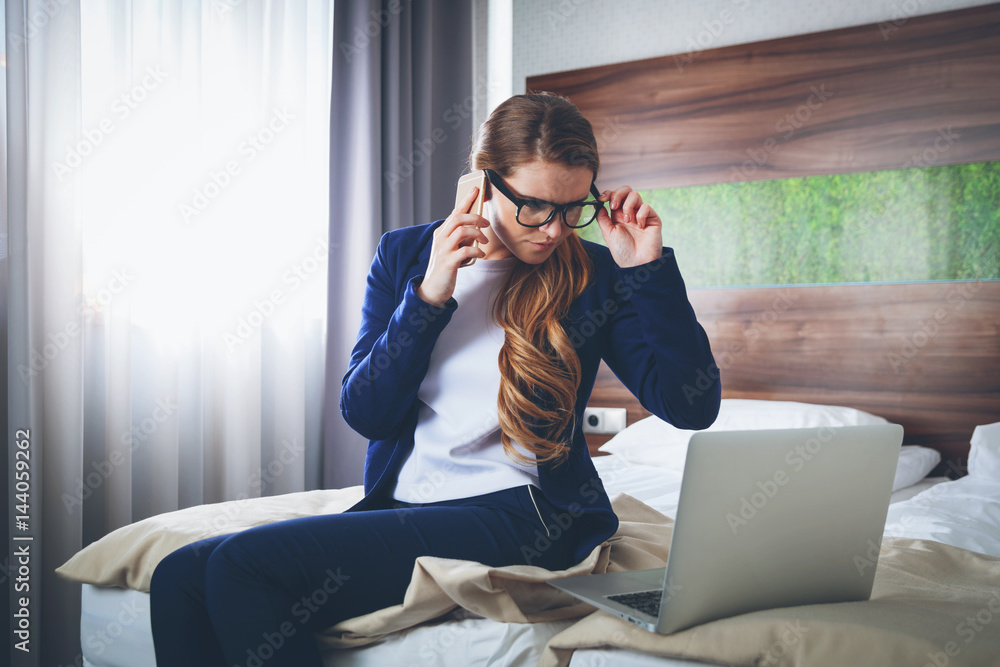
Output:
[150, 92, 720, 666]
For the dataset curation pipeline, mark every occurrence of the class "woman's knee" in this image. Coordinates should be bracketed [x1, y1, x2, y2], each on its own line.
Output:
[204, 531, 258, 585]
[150, 549, 199, 610]
[150, 535, 226, 601]
[151, 548, 190, 590]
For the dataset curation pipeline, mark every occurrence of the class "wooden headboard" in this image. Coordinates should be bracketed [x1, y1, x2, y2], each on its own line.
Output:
[587, 282, 1000, 477]
[529, 4, 1000, 476]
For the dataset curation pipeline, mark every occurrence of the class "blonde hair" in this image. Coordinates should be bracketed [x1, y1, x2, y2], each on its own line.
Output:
[470, 93, 598, 465]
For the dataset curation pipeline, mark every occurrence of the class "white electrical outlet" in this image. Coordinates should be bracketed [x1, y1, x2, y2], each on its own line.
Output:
[582, 407, 628, 434]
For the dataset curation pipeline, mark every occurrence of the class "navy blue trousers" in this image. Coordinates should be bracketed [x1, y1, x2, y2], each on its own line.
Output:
[149, 485, 584, 667]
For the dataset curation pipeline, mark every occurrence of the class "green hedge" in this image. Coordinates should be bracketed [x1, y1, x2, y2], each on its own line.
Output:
[578, 161, 1000, 287]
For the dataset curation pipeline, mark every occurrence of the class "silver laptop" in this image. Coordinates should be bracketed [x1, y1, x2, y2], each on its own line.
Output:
[550, 424, 903, 634]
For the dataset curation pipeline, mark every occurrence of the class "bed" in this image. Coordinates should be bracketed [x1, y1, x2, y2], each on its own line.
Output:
[58, 400, 1000, 667]
[60, 5, 1000, 666]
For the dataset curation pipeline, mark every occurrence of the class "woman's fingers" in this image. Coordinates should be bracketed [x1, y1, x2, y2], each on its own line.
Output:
[596, 185, 663, 268]
[596, 201, 615, 237]
[601, 186, 642, 223]
[600, 186, 660, 229]
[419, 214, 488, 306]
[454, 185, 481, 215]
[438, 214, 489, 253]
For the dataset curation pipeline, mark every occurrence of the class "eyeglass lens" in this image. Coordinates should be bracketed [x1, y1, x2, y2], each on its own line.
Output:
[517, 202, 600, 228]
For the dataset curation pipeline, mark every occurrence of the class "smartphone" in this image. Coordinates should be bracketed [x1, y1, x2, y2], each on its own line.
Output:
[455, 170, 487, 267]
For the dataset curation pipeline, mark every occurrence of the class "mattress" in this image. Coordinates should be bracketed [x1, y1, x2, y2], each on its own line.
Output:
[81, 585, 153, 667]
[78, 454, 961, 667]
[80, 583, 576, 667]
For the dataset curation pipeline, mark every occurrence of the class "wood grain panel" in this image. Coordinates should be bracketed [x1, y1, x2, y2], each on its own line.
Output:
[586, 280, 1000, 476]
[540, 5, 1000, 472]
[528, 4, 1000, 190]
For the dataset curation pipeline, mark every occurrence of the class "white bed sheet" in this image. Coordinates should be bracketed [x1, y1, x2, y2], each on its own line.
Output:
[79, 584, 575, 667]
[81, 585, 153, 667]
[883, 474, 1000, 557]
[77, 454, 967, 667]
[328, 614, 576, 667]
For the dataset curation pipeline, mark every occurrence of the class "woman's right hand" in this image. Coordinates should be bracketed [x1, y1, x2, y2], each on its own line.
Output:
[416, 187, 490, 307]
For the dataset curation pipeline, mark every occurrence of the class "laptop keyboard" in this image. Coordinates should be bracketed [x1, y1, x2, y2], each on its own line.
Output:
[607, 589, 661, 617]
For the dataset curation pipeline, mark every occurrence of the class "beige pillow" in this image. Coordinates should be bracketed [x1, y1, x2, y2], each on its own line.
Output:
[56, 487, 365, 592]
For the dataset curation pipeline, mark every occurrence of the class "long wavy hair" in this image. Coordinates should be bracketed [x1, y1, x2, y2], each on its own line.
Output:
[470, 92, 597, 466]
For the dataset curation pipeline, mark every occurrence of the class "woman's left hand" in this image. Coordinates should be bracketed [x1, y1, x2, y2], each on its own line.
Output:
[596, 186, 663, 268]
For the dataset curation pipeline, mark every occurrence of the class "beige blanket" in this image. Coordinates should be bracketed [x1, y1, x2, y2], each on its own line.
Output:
[57, 487, 368, 591]
[315, 494, 672, 648]
[58, 490, 1000, 666]
[542, 537, 1000, 667]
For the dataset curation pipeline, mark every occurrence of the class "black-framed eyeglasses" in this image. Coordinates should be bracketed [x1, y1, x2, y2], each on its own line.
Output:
[484, 169, 604, 229]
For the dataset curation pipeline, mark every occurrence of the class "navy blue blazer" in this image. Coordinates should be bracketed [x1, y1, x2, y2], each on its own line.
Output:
[340, 221, 720, 562]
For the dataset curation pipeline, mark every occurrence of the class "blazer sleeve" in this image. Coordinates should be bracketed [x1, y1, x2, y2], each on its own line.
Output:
[600, 248, 721, 430]
[340, 233, 455, 440]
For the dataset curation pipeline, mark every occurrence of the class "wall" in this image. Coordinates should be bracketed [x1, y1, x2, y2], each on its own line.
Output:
[473, 0, 995, 126]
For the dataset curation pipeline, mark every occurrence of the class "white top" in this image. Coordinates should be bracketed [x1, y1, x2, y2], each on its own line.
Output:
[392, 256, 539, 503]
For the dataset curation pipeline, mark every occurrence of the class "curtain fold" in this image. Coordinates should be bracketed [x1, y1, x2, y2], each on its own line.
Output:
[4, 3, 332, 665]
[6, 4, 86, 665]
[325, 0, 476, 488]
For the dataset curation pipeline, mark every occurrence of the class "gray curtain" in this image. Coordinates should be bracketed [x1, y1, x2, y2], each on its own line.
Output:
[3, 3, 332, 665]
[325, 0, 476, 488]
[4, 4, 83, 664]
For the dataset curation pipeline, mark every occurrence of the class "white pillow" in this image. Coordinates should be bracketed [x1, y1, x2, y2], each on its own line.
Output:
[969, 422, 1000, 480]
[893, 446, 942, 491]
[599, 399, 888, 467]
[597, 399, 939, 491]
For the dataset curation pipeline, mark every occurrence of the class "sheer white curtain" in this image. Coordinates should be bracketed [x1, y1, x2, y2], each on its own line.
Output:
[4, 2, 332, 664]
[76, 0, 332, 518]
